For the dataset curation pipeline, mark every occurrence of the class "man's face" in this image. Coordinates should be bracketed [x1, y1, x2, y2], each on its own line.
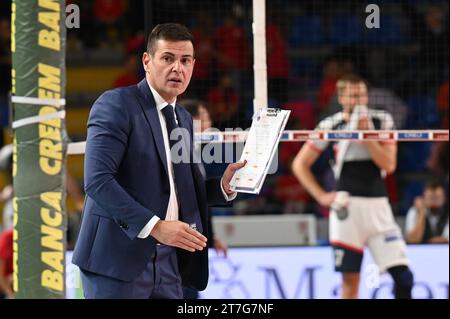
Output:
[193, 105, 212, 133]
[424, 187, 445, 210]
[143, 39, 195, 102]
[426, 7, 444, 31]
[198, 105, 212, 132]
[338, 82, 369, 112]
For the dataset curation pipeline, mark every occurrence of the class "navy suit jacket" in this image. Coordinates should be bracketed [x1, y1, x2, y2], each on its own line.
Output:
[72, 79, 227, 290]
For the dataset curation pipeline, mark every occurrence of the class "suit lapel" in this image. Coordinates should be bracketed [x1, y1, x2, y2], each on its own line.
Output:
[136, 79, 168, 176]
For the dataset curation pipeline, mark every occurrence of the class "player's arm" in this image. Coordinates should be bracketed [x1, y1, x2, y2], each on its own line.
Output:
[359, 114, 397, 174]
[364, 141, 397, 174]
[292, 143, 335, 207]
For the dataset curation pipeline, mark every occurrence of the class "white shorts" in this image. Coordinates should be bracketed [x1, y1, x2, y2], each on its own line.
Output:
[330, 196, 409, 273]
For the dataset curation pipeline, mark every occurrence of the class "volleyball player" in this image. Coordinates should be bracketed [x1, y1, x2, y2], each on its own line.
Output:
[292, 74, 414, 299]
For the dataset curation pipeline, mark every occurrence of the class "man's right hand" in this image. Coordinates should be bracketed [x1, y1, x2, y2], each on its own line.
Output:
[150, 220, 207, 252]
[414, 197, 426, 214]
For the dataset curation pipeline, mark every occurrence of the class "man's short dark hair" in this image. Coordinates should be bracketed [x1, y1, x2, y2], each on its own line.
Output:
[425, 179, 444, 190]
[181, 99, 205, 118]
[336, 74, 368, 96]
[147, 23, 194, 56]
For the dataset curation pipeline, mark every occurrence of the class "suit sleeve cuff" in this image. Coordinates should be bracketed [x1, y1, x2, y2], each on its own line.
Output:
[137, 215, 161, 239]
[220, 177, 237, 201]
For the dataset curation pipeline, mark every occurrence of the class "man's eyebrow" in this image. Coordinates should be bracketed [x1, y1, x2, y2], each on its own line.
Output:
[161, 52, 193, 58]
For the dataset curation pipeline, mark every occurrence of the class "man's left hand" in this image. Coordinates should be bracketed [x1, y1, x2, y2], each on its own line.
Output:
[221, 161, 247, 195]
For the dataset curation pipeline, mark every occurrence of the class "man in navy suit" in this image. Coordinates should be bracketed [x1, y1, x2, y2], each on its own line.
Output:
[72, 23, 245, 299]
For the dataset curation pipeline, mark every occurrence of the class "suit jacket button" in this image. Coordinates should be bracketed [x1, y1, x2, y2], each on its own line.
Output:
[118, 220, 127, 229]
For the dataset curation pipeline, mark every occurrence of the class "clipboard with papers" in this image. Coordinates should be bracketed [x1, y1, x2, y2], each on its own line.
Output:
[230, 108, 290, 194]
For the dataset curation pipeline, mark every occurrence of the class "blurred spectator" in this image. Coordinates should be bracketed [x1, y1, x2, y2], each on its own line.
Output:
[427, 81, 449, 177]
[427, 142, 449, 178]
[282, 100, 316, 131]
[112, 54, 140, 88]
[126, 32, 146, 80]
[317, 58, 341, 111]
[437, 81, 449, 129]
[267, 17, 289, 105]
[405, 180, 449, 244]
[190, 12, 216, 100]
[0, 183, 12, 231]
[214, 15, 249, 73]
[126, 31, 146, 54]
[0, 18, 11, 95]
[93, 0, 127, 48]
[0, 18, 11, 146]
[0, 144, 13, 231]
[417, 6, 449, 90]
[182, 99, 212, 134]
[213, 15, 250, 94]
[94, 0, 126, 25]
[0, 227, 13, 299]
[207, 74, 239, 130]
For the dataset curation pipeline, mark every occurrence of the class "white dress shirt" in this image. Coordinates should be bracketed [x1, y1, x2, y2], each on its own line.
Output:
[137, 81, 236, 238]
[405, 207, 449, 241]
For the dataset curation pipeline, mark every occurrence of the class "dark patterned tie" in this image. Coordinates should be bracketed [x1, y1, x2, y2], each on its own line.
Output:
[161, 105, 203, 233]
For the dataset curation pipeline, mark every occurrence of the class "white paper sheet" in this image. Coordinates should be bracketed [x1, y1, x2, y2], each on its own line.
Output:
[230, 108, 290, 194]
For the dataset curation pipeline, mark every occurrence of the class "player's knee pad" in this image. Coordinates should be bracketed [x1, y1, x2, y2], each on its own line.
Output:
[388, 265, 414, 299]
